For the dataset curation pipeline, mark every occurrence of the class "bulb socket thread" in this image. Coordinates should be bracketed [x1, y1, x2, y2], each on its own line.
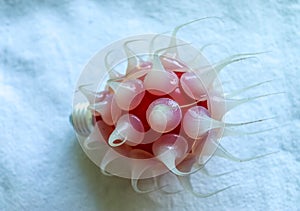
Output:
[70, 102, 94, 137]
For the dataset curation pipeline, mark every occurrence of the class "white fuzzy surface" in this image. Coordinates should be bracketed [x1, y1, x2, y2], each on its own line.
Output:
[0, 0, 299, 210]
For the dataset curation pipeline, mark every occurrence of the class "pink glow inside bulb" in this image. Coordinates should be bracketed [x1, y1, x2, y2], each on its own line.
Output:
[72, 28, 268, 196]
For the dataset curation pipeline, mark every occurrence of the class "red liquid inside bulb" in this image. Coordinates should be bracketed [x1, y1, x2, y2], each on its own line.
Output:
[94, 70, 208, 157]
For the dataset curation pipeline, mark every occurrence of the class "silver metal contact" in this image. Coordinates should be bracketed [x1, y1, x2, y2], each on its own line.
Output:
[70, 102, 94, 137]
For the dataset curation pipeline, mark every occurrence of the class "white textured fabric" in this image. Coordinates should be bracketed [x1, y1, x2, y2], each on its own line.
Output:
[0, 0, 298, 210]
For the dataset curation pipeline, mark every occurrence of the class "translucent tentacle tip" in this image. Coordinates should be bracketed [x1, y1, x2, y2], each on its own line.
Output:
[70, 18, 279, 197]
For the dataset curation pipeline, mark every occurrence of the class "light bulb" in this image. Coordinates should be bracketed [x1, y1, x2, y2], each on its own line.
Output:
[70, 19, 275, 197]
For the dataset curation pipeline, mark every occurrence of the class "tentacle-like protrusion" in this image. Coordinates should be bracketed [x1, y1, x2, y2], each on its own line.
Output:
[84, 135, 102, 151]
[183, 106, 220, 139]
[226, 92, 285, 111]
[108, 114, 144, 147]
[156, 151, 194, 176]
[148, 31, 169, 58]
[182, 106, 211, 138]
[224, 116, 276, 127]
[131, 178, 163, 194]
[157, 172, 184, 194]
[123, 39, 145, 75]
[99, 148, 119, 176]
[88, 93, 122, 126]
[225, 79, 275, 98]
[168, 17, 223, 57]
[144, 50, 179, 95]
[155, 43, 191, 60]
[152, 134, 199, 176]
[222, 126, 279, 137]
[212, 52, 268, 73]
[104, 50, 123, 79]
[188, 43, 223, 71]
[211, 92, 285, 119]
[79, 84, 109, 104]
[199, 166, 236, 178]
[160, 187, 183, 195]
[183, 105, 275, 140]
[178, 175, 236, 198]
[129, 149, 162, 193]
[213, 143, 278, 162]
[140, 129, 162, 144]
[125, 68, 151, 81]
[83, 125, 106, 150]
[223, 115, 280, 137]
[193, 52, 267, 89]
[199, 43, 223, 53]
[99, 144, 133, 176]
